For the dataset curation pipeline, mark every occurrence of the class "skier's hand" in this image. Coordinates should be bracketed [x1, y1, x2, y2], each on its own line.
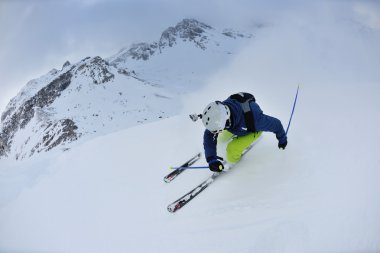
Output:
[209, 160, 224, 172]
[207, 156, 224, 172]
[278, 140, 288, 150]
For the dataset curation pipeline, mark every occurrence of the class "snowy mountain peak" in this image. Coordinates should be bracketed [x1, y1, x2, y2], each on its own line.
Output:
[159, 18, 213, 50]
[62, 60, 71, 69]
[73, 56, 114, 84]
[0, 19, 253, 160]
[109, 18, 252, 66]
[109, 19, 214, 64]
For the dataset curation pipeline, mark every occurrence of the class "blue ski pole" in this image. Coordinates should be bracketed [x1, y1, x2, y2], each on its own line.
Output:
[286, 85, 299, 135]
[170, 166, 209, 170]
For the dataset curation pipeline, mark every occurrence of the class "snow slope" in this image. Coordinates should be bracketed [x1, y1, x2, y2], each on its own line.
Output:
[0, 80, 379, 253]
[1, 3, 380, 253]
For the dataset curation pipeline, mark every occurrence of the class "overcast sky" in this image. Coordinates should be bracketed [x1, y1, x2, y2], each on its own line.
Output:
[0, 0, 379, 115]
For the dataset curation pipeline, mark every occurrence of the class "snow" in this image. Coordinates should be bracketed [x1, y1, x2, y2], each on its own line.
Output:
[1, 3, 380, 253]
[1, 99, 379, 252]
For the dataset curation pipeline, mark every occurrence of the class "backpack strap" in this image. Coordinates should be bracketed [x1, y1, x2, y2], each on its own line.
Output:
[229, 93, 256, 132]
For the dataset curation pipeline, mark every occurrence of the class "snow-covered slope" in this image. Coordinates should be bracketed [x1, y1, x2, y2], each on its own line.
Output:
[0, 19, 252, 160]
[0, 83, 379, 252]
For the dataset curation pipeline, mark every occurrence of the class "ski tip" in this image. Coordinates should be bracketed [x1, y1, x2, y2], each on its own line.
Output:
[167, 205, 175, 213]
[164, 174, 175, 183]
[167, 202, 181, 213]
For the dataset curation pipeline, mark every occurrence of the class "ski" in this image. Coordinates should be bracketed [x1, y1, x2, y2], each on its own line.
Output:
[164, 152, 202, 183]
[167, 144, 255, 213]
[167, 170, 219, 213]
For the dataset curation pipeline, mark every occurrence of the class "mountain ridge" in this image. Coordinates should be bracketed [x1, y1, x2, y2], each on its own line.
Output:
[0, 18, 253, 160]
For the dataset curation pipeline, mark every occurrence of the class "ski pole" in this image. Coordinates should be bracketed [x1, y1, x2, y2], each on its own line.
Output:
[285, 85, 299, 135]
[170, 166, 209, 170]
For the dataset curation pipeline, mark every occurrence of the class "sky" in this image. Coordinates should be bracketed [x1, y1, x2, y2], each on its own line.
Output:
[1, 0, 380, 115]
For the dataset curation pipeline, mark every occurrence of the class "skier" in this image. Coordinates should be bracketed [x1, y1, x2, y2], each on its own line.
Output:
[191, 92, 287, 172]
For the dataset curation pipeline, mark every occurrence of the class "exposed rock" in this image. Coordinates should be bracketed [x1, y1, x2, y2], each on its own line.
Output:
[117, 68, 137, 77]
[44, 119, 78, 151]
[29, 119, 79, 157]
[222, 29, 253, 39]
[0, 70, 73, 157]
[1, 105, 16, 122]
[63, 60, 71, 69]
[0, 135, 7, 157]
[126, 43, 158, 61]
[159, 19, 213, 51]
[74, 56, 114, 84]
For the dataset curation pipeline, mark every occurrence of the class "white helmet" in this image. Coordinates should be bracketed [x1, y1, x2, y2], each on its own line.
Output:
[201, 101, 230, 133]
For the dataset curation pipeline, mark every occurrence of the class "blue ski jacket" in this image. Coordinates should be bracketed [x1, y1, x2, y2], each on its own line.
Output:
[203, 97, 287, 160]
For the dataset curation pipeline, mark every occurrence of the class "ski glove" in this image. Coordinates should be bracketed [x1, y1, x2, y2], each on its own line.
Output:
[207, 156, 224, 172]
[278, 140, 288, 150]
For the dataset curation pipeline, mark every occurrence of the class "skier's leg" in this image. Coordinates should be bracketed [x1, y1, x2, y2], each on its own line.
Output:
[217, 130, 234, 143]
[226, 131, 262, 163]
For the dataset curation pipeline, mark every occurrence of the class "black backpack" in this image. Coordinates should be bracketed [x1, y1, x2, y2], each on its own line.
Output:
[229, 92, 256, 132]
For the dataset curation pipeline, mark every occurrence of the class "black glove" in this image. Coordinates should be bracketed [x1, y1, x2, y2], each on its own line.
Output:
[278, 140, 288, 150]
[207, 156, 224, 172]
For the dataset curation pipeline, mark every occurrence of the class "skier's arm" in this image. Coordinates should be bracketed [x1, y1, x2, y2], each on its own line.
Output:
[203, 130, 218, 160]
[257, 114, 287, 144]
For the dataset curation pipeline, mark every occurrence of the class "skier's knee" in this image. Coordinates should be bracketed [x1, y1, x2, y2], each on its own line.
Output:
[226, 144, 242, 164]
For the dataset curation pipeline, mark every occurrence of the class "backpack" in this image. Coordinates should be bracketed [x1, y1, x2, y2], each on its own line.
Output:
[229, 92, 256, 132]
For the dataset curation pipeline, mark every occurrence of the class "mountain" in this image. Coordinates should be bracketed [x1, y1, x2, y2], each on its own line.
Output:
[0, 19, 252, 160]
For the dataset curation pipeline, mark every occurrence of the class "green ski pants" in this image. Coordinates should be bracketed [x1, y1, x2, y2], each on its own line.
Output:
[218, 130, 262, 164]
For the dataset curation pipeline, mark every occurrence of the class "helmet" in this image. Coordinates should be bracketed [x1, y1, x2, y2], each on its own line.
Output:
[201, 101, 230, 133]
